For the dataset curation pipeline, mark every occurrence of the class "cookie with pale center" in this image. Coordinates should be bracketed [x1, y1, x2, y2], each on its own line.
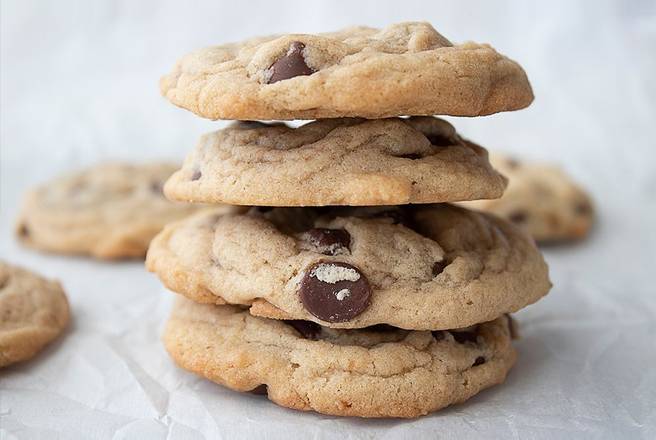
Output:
[146, 205, 550, 330]
[161, 22, 533, 120]
[163, 117, 507, 206]
[164, 296, 517, 418]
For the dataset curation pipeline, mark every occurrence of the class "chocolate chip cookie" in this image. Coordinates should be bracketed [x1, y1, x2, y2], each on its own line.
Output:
[460, 153, 594, 242]
[163, 297, 517, 418]
[147, 205, 550, 330]
[160, 22, 533, 120]
[16, 162, 218, 259]
[163, 117, 507, 206]
[0, 261, 70, 367]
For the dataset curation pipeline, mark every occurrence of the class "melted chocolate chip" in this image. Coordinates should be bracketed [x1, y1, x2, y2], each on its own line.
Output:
[249, 384, 268, 395]
[472, 356, 486, 366]
[304, 228, 351, 255]
[432, 330, 445, 341]
[451, 329, 478, 344]
[299, 262, 371, 323]
[425, 132, 455, 147]
[191, 170, 202, 181]
[267, 42, 315, 84]
[432, 260, 448, 276]
[286, 320, 322, 340]
[509, 211, 528, 224]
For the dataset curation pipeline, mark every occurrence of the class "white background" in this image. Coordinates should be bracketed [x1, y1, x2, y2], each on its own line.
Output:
[1, 1, 655, 438]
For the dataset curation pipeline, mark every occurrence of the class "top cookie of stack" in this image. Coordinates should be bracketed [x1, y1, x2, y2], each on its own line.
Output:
[161, 22, 532, 120]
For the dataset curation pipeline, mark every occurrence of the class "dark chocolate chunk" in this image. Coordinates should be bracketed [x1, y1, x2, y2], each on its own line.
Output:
[472, 356, 486, 366]
[432, 260, 448, 276]
[267, 42, 315, 84]
[303, 228, 351, 255]
[509, 211, 528, 224]
[299, 262, 371, 323]
[286, 320, 322, 340]
[451, 329, 478, 344]
[249, 384, 268, 395]
[191, 170, 202, 181]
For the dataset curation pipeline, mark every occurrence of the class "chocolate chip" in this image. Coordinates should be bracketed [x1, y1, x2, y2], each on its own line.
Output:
[267, 41, 315, 84]
[299, 262, 371, 323]
[472, 356, 486, 366]
[249, 384, 268, 395]
[286, 320, 322, 340]
[432, 260, 448, 276]
[451, 329, 478, 344]
[509, 211, 528, 224]
[191, 170, 202, 181]
[432, 330, 445, 341]
[424, 132, 455, 147]
[303, 228, 351, 255]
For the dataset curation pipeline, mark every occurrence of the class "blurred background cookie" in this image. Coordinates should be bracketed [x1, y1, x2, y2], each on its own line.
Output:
[460, 153, 594, 243]
[0, 260, 70, 367]
[16, 162, 209, 259]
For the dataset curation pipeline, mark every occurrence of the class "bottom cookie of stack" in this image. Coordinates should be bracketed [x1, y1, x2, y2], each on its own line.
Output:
[163, 297, 517, 418]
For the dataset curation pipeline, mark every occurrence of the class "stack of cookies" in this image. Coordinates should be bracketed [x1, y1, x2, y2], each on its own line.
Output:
[147, 22, 551, 418]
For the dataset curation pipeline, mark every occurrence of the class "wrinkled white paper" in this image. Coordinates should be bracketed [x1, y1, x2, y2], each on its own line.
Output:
[1, 1, 655, 438]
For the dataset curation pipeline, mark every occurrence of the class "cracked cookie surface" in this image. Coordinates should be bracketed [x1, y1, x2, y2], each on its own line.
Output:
[160, 22, 533, 120]
[460, 153, 594, 242]
[164, 117, 507, 206]
[147, 205, 550, 330]
[163, 297, 517, 418]
[0, 261, 70, 367]
[16, 162, 217, 259]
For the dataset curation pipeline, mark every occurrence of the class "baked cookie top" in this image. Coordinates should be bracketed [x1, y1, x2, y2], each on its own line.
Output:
[160, 22, 533, 120]
[0, 261, 70, 367]
[164, 117, 507, 206]
[164, 297, 517, 418]
[460, 153, 594, 242]
[16, 162, 213, 260]
[147, 205, 551, 330]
